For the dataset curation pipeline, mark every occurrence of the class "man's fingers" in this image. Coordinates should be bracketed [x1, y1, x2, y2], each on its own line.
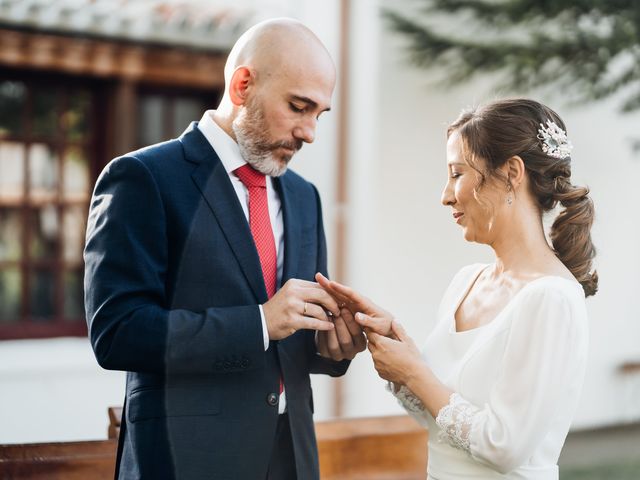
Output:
[325, 323, 342, 358]
[298, 316, 334, 332]
[333, 316, 355, 351]
[303, 302, 330, 322]
[337, 309, 366, 353]
[302, 287, 341, 317]
[317, 332, 330, 357]
[340, 307, 364, 337]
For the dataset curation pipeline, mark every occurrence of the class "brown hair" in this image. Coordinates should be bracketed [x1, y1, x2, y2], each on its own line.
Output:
[448, 98, 598, 297]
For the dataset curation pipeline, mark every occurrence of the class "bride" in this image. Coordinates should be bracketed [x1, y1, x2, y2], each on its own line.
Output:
[318, 98, 597, 479]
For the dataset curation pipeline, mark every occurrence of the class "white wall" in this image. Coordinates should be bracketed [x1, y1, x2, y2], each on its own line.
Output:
[0, 338, 124, 443]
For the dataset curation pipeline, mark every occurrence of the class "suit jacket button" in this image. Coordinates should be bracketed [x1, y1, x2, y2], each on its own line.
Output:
[266, 393, 279, 407]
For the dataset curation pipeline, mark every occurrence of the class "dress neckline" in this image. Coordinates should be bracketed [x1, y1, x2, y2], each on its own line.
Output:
[450, 264, 581, 335]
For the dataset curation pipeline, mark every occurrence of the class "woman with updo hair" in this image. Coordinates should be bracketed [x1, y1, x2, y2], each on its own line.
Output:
[317, 98, 597, 479]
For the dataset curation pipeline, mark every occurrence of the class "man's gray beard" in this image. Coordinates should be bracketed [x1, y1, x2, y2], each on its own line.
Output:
[232, 106, 291, 177]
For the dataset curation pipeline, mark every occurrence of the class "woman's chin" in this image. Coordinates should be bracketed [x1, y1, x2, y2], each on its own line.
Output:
[462, 229, 479, 244]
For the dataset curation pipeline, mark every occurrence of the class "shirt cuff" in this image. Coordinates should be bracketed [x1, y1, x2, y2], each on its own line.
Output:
[259, 305, 270, 351]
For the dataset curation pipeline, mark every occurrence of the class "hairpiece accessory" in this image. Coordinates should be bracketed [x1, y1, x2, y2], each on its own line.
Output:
[537, 120, 573, 159]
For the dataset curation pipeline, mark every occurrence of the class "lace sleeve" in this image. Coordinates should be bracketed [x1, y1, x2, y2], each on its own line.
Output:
[435, 392, 480, 453]
[386, 382, 426, 414]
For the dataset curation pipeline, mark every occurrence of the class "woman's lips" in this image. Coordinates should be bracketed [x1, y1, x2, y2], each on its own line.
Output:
[453, 212, 464, 223]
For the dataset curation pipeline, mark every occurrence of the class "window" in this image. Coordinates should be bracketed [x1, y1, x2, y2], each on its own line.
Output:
[0, 76, 98, 339]
[137, 87, 218, 147]
[0, 73, 219, 340]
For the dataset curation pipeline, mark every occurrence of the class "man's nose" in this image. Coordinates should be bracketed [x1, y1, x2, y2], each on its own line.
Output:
[293, 118, 316, 144]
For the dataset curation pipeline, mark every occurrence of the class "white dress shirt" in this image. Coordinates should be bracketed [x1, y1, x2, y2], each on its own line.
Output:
[197, 110, 287, 413]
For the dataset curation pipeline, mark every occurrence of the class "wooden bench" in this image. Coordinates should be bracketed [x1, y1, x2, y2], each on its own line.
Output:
[0, 409, 428, 479]
[316, 415, 428, 479]
[0, 440, 117, 480]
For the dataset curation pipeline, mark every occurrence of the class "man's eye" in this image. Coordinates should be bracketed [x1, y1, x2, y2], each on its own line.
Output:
[289, 103, 305, 113]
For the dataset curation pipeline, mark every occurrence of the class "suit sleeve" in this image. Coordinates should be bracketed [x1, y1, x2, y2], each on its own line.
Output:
[305, 184, 350, 377]
[84, 155, 265, 375]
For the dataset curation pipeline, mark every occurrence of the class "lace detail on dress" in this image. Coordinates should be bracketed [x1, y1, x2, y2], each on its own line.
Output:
[387, 382, 425, 413]
[435, 392, 479, 453]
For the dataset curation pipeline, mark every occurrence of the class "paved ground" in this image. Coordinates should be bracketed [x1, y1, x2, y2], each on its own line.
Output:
[559, 422, 640, 468]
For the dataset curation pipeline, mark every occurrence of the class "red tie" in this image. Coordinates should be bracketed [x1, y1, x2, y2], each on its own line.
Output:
[234, 164, 283, 394]
[234, 164, 278, 298]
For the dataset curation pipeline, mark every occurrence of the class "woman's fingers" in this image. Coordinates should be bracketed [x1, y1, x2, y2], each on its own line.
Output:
[315, 273, 365, 307]
[391, 319, 408, 341]
[315, 273, 352, 306]
[355, 313, 391, 336]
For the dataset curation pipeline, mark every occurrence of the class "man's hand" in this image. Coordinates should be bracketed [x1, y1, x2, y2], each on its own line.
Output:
[262, 279, 340, 340]
[316, 307, 367, 361]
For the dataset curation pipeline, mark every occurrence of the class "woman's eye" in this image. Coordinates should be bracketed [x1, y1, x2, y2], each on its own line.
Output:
[450, 172, 461, 179]
[289, 103, 304, 113]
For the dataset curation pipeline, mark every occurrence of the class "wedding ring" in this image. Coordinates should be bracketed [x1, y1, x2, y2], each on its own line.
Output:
[303, 302, 308, 315]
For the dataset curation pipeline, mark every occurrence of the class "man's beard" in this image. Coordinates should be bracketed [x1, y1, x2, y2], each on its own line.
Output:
[232, 98, 302, 177]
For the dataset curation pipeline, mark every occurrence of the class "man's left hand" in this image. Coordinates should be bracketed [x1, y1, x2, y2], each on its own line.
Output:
[316, 307, 367, 361]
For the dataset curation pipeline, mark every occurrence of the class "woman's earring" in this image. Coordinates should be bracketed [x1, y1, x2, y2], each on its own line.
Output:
[506, 183, 513, 206]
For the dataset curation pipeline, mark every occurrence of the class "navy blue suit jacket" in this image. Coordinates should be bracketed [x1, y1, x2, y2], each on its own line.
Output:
[84, 123, 349, 479]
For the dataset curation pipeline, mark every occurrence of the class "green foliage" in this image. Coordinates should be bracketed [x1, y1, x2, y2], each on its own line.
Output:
[384, 0, 640, 112]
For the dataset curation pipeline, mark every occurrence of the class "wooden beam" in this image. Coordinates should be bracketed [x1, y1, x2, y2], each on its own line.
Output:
[0, 28, 226, 89]
[330, 0, 353, 421]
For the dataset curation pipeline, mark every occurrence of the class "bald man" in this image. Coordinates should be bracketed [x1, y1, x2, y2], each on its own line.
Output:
[84, 18, 365, 480]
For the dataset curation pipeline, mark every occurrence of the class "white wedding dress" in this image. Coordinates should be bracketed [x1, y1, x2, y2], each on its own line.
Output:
[392, 264, 589, 479]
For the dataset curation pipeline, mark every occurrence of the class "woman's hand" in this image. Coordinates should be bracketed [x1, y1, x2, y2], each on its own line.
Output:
[367, 320, 422, 385]
[315, 273, 394, 337]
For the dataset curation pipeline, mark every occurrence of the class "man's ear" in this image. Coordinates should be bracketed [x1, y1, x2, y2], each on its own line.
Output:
[504, 155, 526, 190]
[229, 66, 253, 106]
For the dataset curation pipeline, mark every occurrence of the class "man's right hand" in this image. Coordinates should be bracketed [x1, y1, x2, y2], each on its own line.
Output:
[262, 279, 340, 340]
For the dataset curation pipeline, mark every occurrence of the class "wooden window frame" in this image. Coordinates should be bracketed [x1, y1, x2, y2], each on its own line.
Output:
[0, 69, 109, 340]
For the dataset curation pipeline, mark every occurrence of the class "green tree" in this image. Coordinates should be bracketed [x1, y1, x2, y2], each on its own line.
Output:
[384, 0, 640, 116]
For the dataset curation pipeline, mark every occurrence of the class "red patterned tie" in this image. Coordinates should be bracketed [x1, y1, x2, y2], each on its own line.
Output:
[234, 164, 278, 298]
[234, 164, 283, 394]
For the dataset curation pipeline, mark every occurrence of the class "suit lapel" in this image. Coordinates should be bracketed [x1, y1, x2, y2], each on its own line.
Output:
[274, 174, 301, 284]
[180, 123, 268, 303]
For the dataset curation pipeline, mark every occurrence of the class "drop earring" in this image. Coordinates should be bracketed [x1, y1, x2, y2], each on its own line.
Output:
[506, 182, 513, 206]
